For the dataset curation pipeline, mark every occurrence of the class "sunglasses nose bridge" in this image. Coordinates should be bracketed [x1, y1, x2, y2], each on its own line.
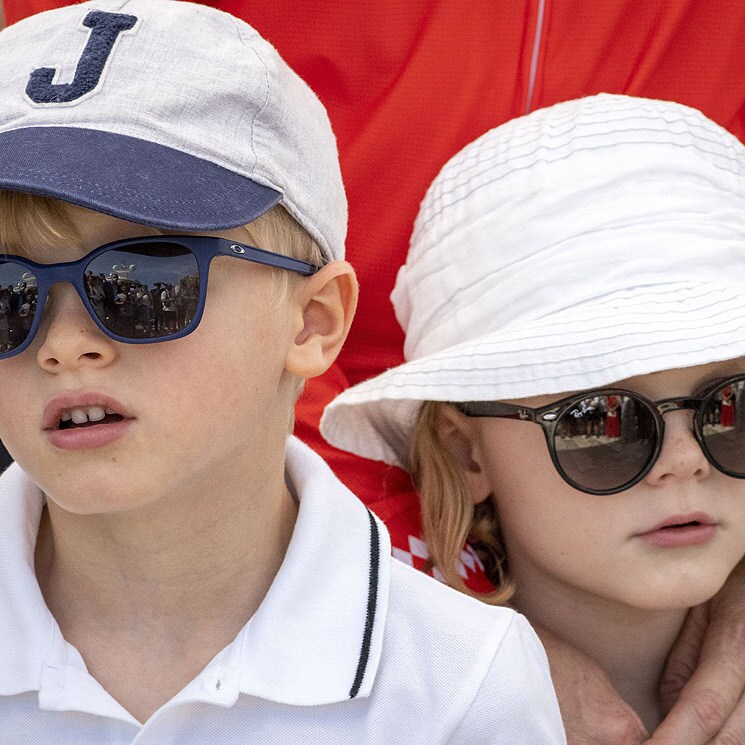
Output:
[38, 259, 85, 289]
[38, 259, 97, 317]
[655, 398, 700, 416]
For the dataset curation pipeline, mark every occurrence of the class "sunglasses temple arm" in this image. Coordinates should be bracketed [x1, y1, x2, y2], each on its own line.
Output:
[218, 240, 320, 276]
[456, 401, 538, 420]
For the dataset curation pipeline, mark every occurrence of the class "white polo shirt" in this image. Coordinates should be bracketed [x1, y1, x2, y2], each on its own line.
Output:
[0, 436, 566, 744]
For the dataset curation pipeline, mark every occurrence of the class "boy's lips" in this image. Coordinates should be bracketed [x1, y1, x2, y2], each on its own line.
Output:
[42, 392, 134, 430]
[43, 393, 135, 451]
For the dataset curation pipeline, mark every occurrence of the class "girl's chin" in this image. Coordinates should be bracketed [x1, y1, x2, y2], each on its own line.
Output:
[614, 578, 728, 612]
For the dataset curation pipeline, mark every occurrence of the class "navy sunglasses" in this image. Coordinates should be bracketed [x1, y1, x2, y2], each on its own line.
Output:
[0, 235, 320, 358]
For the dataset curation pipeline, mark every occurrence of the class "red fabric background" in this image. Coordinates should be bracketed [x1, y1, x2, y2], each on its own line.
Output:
[5, 0, 745, 585]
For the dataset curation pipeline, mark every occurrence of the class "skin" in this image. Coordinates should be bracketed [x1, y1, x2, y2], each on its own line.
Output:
[438, 360, 745, 734]
[655, 566, 745, 745]
[547, 563, 745, 745]
[0, 204, 358, 723]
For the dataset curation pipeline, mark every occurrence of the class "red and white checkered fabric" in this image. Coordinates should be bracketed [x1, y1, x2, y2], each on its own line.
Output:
[370, 490, 495, 594]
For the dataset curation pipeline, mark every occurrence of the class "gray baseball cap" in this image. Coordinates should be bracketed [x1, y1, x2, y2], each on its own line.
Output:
[0, 0, 346, 261]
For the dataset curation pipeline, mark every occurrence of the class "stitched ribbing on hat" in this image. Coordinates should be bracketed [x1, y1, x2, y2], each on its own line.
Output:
[424, 95, 744, 193]
[428, 102, 741, 195]
[411, 258, 743, 354]
[1, 167, 241, 206]
[413, 99, 745, 239]
[406, 283, 742, 359]
[337, 285, 745, 392]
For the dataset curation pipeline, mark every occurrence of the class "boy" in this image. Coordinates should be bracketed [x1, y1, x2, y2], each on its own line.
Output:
[0, 1, 564, 743]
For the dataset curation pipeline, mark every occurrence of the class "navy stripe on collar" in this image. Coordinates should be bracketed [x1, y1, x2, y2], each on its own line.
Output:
[349, 509, 381, 698]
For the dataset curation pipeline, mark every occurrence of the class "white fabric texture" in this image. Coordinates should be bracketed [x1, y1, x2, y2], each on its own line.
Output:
[322, 94, 745, 468]
[0, 437, 565, 744]
[0, 0, 346, 260]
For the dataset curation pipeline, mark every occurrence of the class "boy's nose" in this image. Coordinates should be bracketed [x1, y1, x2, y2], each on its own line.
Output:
[643, 410, 711, 487]
[35, 283, 118, 372]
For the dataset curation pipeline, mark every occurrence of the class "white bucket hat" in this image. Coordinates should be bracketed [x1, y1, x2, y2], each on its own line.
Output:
[321, 94, 745, 469]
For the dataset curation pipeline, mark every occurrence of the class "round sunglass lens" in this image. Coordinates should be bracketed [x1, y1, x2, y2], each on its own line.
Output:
[85, 242, 200, 340]
[702, 379, 745, 476]
[0, 261, 39, 355]
[553, 394, 658, 493]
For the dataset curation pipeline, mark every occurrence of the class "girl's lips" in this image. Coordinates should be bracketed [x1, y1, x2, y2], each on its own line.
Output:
[635, 513, 718, 548]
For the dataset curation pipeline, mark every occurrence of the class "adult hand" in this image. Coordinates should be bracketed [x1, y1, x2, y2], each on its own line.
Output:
[536, 625, 649, 745]
[649, 559, 745, 745]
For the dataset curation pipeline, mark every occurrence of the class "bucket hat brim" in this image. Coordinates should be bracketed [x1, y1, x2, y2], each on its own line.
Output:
[321, 281, 745, 469]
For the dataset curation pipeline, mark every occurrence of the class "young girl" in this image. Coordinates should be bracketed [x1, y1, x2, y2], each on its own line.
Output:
[322, 94, 745, 731]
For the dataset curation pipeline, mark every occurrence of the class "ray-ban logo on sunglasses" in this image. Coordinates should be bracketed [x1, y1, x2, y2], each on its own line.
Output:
[26, 10, 139, 105]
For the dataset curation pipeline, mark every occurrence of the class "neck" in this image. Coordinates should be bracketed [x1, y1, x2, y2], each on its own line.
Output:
[511, 562, 687, 732]
[34, 444, 297, 649]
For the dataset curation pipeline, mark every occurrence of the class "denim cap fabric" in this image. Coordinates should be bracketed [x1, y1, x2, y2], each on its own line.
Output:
[0, 0, 346, 261]
[321, 94, 745, 468]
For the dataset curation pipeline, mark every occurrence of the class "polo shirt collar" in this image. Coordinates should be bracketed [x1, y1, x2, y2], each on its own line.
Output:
[0, 436, 390, 710]
[235, 436, 390, 705]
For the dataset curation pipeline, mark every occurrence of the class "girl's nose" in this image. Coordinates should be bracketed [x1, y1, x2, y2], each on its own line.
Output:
[35, 283, 118, 372]
[644, 410, 711, 487]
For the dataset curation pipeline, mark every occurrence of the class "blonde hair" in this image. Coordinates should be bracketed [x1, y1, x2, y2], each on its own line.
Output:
[410, 401, 514, 606]
[0, 192, 81, 256]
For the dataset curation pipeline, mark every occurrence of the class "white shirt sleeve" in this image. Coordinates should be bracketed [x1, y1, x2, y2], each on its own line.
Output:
[449, 613, 567, 744]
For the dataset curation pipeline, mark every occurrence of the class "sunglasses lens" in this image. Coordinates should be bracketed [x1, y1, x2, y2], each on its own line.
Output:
[0, 261, 39, 355]
[702, 379, 745, 475]
[85, 242, 200, 340]
[553, 394, 658, 492]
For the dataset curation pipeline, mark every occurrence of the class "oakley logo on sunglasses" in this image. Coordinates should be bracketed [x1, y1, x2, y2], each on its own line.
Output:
[26, 10, 138, 105]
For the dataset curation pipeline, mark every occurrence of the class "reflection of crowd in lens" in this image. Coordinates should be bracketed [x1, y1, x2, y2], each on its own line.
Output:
[0, 265, 201, 351]
[560, 397, 625, 441]
[85, 271, 200, 338]
[558, 389, 743, 448]
[0, 280, 38, 352]
[703, 384, 742, 430]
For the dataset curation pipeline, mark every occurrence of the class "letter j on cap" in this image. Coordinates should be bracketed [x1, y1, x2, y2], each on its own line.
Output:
[26, 10, 137, 105]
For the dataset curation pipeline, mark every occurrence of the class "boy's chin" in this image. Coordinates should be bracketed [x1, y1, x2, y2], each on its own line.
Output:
[43, 489, 159, 517]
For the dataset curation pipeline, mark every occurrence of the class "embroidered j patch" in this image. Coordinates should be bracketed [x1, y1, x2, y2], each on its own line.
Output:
[26, 10, 138, 105]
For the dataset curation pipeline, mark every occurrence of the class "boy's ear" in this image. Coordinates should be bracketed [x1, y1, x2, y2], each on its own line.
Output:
[436, 405, 492, 505]
[284, 260, 358, 378]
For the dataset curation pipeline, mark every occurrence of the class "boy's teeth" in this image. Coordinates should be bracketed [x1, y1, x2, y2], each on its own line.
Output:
[70, 408, 88, 424]
[88, 406, 106, 422]
[63, 406, 113, 425]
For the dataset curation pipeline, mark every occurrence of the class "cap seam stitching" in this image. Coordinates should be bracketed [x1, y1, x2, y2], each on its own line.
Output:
[232, 18, 269, 184]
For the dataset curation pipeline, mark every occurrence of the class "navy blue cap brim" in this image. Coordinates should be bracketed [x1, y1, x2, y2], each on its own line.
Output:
[0, 126, 282, 230]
